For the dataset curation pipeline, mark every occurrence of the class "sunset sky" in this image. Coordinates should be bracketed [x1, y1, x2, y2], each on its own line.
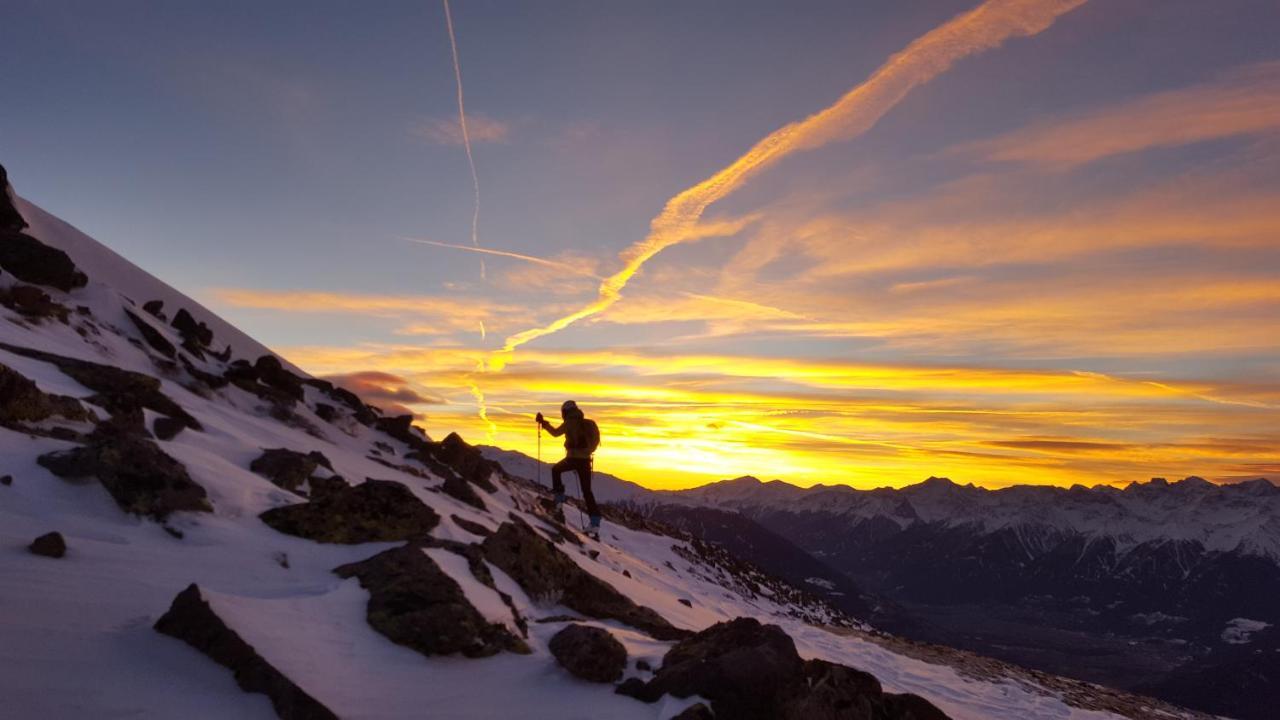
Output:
[4, 0, 1278, 490]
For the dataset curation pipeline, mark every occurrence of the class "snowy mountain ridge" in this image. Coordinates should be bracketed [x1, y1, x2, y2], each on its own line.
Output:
[665, 474, 1280, 562]
[0, 196, 1211, 719]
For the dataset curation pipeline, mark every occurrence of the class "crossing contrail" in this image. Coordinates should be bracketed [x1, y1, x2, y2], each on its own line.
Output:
[405, 235, 806, 320]
[488, 0, 1088, 370]
[442, 0, 485, 280]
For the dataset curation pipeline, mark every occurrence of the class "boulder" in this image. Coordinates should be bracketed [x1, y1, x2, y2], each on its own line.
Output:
[29, 531, 66, 558]
[249, 448, 333, 493]
[1, 362, 90, 426]
[1, 474, 11, 485]
[1, 284, 70, 322]
[38, 414, 210, 520]
[153, 415, 186, 441]
[624, 617, 951, 720]
[0, 230, 88, 291]
[254, 355, 304, 402]
[671, 704, 714, 720]
[142, 299, 165, 320]
[154, 584, 337, 720]
[124, 309, 176, 358]
[170, 308, 214, 347]
[0, 343, 200, 431]
[333, 544, 529, 658]
[481, 519, 687, 641]
[548, 624, 627, 683]
[259, 479, 439, 543]
[435, 432, 499, 492]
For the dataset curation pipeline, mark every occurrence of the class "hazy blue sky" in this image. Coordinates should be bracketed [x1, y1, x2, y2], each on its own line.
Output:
[4, 0, 1279, 488]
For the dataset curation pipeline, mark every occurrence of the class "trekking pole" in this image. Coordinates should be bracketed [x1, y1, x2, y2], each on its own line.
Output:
[574, 472, 586, 530]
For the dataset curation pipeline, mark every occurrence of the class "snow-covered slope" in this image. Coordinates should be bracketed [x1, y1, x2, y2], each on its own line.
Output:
[0, 201, 1208, 720]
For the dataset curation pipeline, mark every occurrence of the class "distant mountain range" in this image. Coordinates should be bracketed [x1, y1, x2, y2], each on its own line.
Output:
[649, 474, 1280, 719]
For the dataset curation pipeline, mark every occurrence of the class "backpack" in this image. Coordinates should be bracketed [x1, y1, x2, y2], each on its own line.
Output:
[580, 418, 601, 454]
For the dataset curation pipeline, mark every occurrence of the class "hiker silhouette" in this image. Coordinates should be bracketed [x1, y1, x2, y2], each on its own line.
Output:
[0, 163, 30, 232]
[537, 400, 602, 536]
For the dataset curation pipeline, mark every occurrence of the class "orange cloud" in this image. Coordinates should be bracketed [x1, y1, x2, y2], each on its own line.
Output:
[965, 61, 1280, 168]
[491, 0, 1088, 365]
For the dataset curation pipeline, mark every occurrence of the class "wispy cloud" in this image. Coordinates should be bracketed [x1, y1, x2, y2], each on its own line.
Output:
[964, 61, 1280, 168]
[412, 114, 510, 146]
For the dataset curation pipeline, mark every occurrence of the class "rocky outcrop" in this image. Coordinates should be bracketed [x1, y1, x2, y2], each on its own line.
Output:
[1, 362, 90, 426]
[618, 617, 949, 720]
[124, 309, 176, 358]
[154, 584, 337, 720]
[549, 624, 627, 683]
[0, 343, 200, 431]
[259, 479, 439, 543]
[38, 414, 211, 520]
[249, 448, 333, 494]
[481, 519, 688, 641]
[0, 230, 88, 291]
[29, 531, 67, 558]
[333, 544, 529, 658]
[153, 415, 186, 441]
[1, 284, 70, 322]
[169, 308, 215, 357]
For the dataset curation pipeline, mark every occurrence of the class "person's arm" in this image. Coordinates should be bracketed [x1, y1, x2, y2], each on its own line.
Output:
[538, 415, 566, 437]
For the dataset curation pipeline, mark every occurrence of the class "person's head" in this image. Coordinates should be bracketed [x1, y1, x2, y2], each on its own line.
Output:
[560, 399, 579, 419]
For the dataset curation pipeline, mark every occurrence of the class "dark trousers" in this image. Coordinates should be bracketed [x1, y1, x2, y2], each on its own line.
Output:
[551, 457, 598, 517]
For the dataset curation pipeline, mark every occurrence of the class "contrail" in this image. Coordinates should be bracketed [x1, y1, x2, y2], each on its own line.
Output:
[489, 0, 1087, 370]
[406, 234, 806, 320]
[442, 0, 485, 280]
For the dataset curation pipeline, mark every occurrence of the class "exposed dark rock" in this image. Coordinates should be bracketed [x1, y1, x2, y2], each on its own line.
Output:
[636, 658, 652, 672]
[1, 284, 70, 322]
[0, 343, 200, 430]
[626, 617, 950, 720]
[0, 230, 88, 291]
[29, 531, 66, 558]
[435, 432, 498, 493]
[163, 525, 184, 539]
[333, 544, 529, 658]
[142, 299, 165, 320]
[249, 448, 333, 493]
[259, 479, 439, 543]
[124, 309, 176, 358]
[170, 308, 214, 347]
[153, 415, 186, 441]
[670, 704, 714, 720]
[154, 584, 338, 720]
[451, 514, 493, 538]
[1, 474, 12, 485]
[549, 624, 627, 683]
[1, 362, 90, 425]
[313, 403, 338, 423]
[677, 598, 693, 608]
[305, 474, 348, 501]
[481, 519, 687, 641]
[375, 414, 426, 448]
[180, 355, 229, 391]
[38, 413, 210, 520]
[441, 471, 487, 511]
[254, 355, 304, 402]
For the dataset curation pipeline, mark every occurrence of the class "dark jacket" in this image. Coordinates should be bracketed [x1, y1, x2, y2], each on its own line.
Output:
[543, 407, 591, 458]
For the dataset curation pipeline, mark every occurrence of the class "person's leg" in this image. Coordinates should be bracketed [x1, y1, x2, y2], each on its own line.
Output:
[550, 457, 570, 503]
[576, 458, 600, 520]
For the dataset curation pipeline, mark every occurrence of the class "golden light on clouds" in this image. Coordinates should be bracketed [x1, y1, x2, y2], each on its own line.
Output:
[198, 0, 1280, 493]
